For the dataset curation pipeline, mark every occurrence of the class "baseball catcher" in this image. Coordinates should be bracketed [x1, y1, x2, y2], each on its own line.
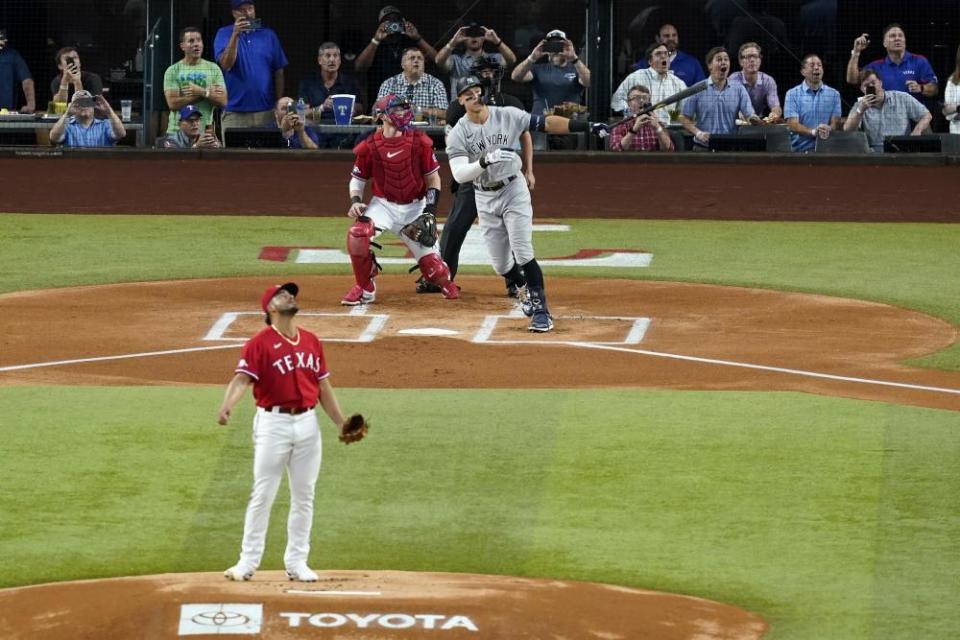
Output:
[339, 413, 369, 444]
[342, 93, 459, 305]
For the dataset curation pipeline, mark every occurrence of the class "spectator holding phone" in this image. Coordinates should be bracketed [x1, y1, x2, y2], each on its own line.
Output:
[511, 29, 590, 117]
[215, 0, 288, 132]
[156, 104, 222, 148]
[274, 97, 319, 149]
[50, 90, 126, 147]
[355, 6, 438, 102]
[0, 28, 36, 113]
[51, 47, 103, 105]
[608, 85, 674, 151]
[163, 27, 227, 135]
[436, 22, 516, 100]
[843, 68, 931, 152]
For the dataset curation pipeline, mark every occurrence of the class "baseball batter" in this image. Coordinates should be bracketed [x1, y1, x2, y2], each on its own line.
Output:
[446, 76, 609, 331]
[343, 93, 459, 305]
[217, 282, 356, 582]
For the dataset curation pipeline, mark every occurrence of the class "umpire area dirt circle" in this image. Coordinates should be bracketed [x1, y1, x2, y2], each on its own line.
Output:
[0, 275, 957, 411]
[0, 570, 768, 639]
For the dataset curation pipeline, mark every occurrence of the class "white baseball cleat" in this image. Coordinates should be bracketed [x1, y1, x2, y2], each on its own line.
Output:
[286, 564, 319, 582]
[223, 564, 255, 581]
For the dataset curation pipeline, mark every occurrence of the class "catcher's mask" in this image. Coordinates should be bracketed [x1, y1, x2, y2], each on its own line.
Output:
[373, 93, 414, 130]
[471, 55, 504, 96]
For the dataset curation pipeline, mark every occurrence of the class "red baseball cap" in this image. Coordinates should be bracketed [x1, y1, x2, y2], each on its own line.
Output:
[261, 282, 298, 312]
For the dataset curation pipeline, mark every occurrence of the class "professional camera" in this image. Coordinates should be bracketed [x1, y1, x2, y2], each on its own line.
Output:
[384, 20, 405, 34]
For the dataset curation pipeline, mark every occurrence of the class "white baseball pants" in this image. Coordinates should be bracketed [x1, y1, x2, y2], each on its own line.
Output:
[236, 408, 322, 570]
[474, 178, 535, 275]
[365, 196, 442, 261]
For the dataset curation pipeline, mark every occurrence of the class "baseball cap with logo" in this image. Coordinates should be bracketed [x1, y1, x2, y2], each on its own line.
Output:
[456, 75, 484, 96]
[179, 104, 203, 120]
[378, 5, 402, 22]
[545, 29, 567, 40]
[261, 282, 299, 312]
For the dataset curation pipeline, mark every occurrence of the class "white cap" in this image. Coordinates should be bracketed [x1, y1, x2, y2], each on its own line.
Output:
[545, 29, 566, 40]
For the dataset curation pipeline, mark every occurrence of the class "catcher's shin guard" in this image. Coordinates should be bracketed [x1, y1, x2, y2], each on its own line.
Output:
[417, 253, 459, 299]
[347, 216, 381, 287]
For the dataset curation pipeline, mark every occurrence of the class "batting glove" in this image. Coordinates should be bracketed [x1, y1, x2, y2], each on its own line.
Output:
[479, 148, 516, 167]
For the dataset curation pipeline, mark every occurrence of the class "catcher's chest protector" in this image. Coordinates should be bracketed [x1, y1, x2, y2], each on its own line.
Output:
[370, 131, 425, 202]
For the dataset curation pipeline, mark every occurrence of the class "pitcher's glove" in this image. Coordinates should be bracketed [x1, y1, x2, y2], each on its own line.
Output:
[339, 414, 369, 444]
[400, 212, 438, 247]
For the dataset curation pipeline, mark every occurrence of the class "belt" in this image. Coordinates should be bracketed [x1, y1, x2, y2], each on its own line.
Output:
[262, 405, 314, 415]
[476, 175, 518, 192]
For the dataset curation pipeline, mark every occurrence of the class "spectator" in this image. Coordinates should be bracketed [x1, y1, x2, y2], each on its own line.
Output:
[611, 42, 687, 124]
[375, 47, 447, 122]
[155, 104, 222, 148]
[679, 47, 758, 149]
[943, 44, 960, 135]
[729, 42, 782, 122]
[51, 47, 103, 105]
[0, 29, 36, 113]
[631, 24, 705, 87]
[275, 97, 319, 149]
[436, 22, 516, 99]
[298, 42, 363, 119]
[354, 6, 438, 100]
[298, 42, 362, 149]
[50, 90, 126, 147]
[215, 0, 288, 131]
[608, 84, 674, 152]
[511, 29, 590, 116]
[163, 27, 227, 135]
[784, 54, 841, 152]
[843, 68, 931, 152]
[846, 25, 938, 100]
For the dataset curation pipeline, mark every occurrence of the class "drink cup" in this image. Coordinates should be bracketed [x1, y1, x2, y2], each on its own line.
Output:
[120, 100, 132, 121]
[331, 94, 355, 125]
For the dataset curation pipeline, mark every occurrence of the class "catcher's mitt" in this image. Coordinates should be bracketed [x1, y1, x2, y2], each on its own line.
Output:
[400, 212, 438, 247]
[339, 413, 369, 444]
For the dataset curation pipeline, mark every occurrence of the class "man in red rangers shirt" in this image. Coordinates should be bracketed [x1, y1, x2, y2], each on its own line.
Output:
[217, 282, 356, 582]
[342, 93, 459, 304]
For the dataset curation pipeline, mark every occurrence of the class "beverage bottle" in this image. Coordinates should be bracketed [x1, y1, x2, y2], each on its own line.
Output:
[296, 98, 306, 121]
[134, 44, 143, 72]
[414, 104, 423, 122]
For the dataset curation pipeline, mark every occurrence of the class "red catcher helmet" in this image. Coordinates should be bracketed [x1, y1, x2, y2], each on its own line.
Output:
[373, 93, 414, 130]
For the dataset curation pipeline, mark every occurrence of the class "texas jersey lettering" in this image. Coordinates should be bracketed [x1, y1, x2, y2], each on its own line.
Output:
[236, 326, 329, 408]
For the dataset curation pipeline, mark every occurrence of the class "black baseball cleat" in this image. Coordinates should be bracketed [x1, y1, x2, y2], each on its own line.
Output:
[415, 277, 442, 294]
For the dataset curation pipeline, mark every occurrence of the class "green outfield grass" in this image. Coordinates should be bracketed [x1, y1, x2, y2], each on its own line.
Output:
[1, 213, 958, 640]
[2, 213, 959, 368]
[0, 387, 956, 640]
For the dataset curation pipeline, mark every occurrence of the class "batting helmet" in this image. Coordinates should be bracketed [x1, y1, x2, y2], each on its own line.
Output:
[455, 75, 484, 97]
[373, 93, 414, 130]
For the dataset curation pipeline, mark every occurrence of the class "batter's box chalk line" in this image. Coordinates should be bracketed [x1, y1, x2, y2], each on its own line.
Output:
[203, 311, 389, 344]
[472, 314, 651, 345]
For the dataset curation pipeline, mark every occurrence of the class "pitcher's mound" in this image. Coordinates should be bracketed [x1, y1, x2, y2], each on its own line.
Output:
[0, 569, 767, 639]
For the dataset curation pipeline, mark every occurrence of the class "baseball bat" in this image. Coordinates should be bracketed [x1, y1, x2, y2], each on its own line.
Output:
[611, 80, 709, 129]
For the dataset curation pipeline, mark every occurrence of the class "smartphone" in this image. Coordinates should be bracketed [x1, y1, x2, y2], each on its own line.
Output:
[865, 85, 876, 96]
[245, 18, 262, 31]
[543, 40, 565, 54]
[464, 24, 485, 38]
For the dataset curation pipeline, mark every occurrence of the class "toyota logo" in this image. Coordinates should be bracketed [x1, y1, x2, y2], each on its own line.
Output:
[191, 609, 251, 627]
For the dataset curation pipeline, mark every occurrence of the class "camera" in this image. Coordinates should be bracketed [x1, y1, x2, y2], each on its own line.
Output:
[286, 102, 297, 114]
[865, 85, 876, 95]
[464, 23, 485, 38]
[385, 20, 405, 35]
[543, 40, 565, 54]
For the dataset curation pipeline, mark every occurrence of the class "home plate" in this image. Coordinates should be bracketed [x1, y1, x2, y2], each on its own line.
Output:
[397, 327, 460, 336]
